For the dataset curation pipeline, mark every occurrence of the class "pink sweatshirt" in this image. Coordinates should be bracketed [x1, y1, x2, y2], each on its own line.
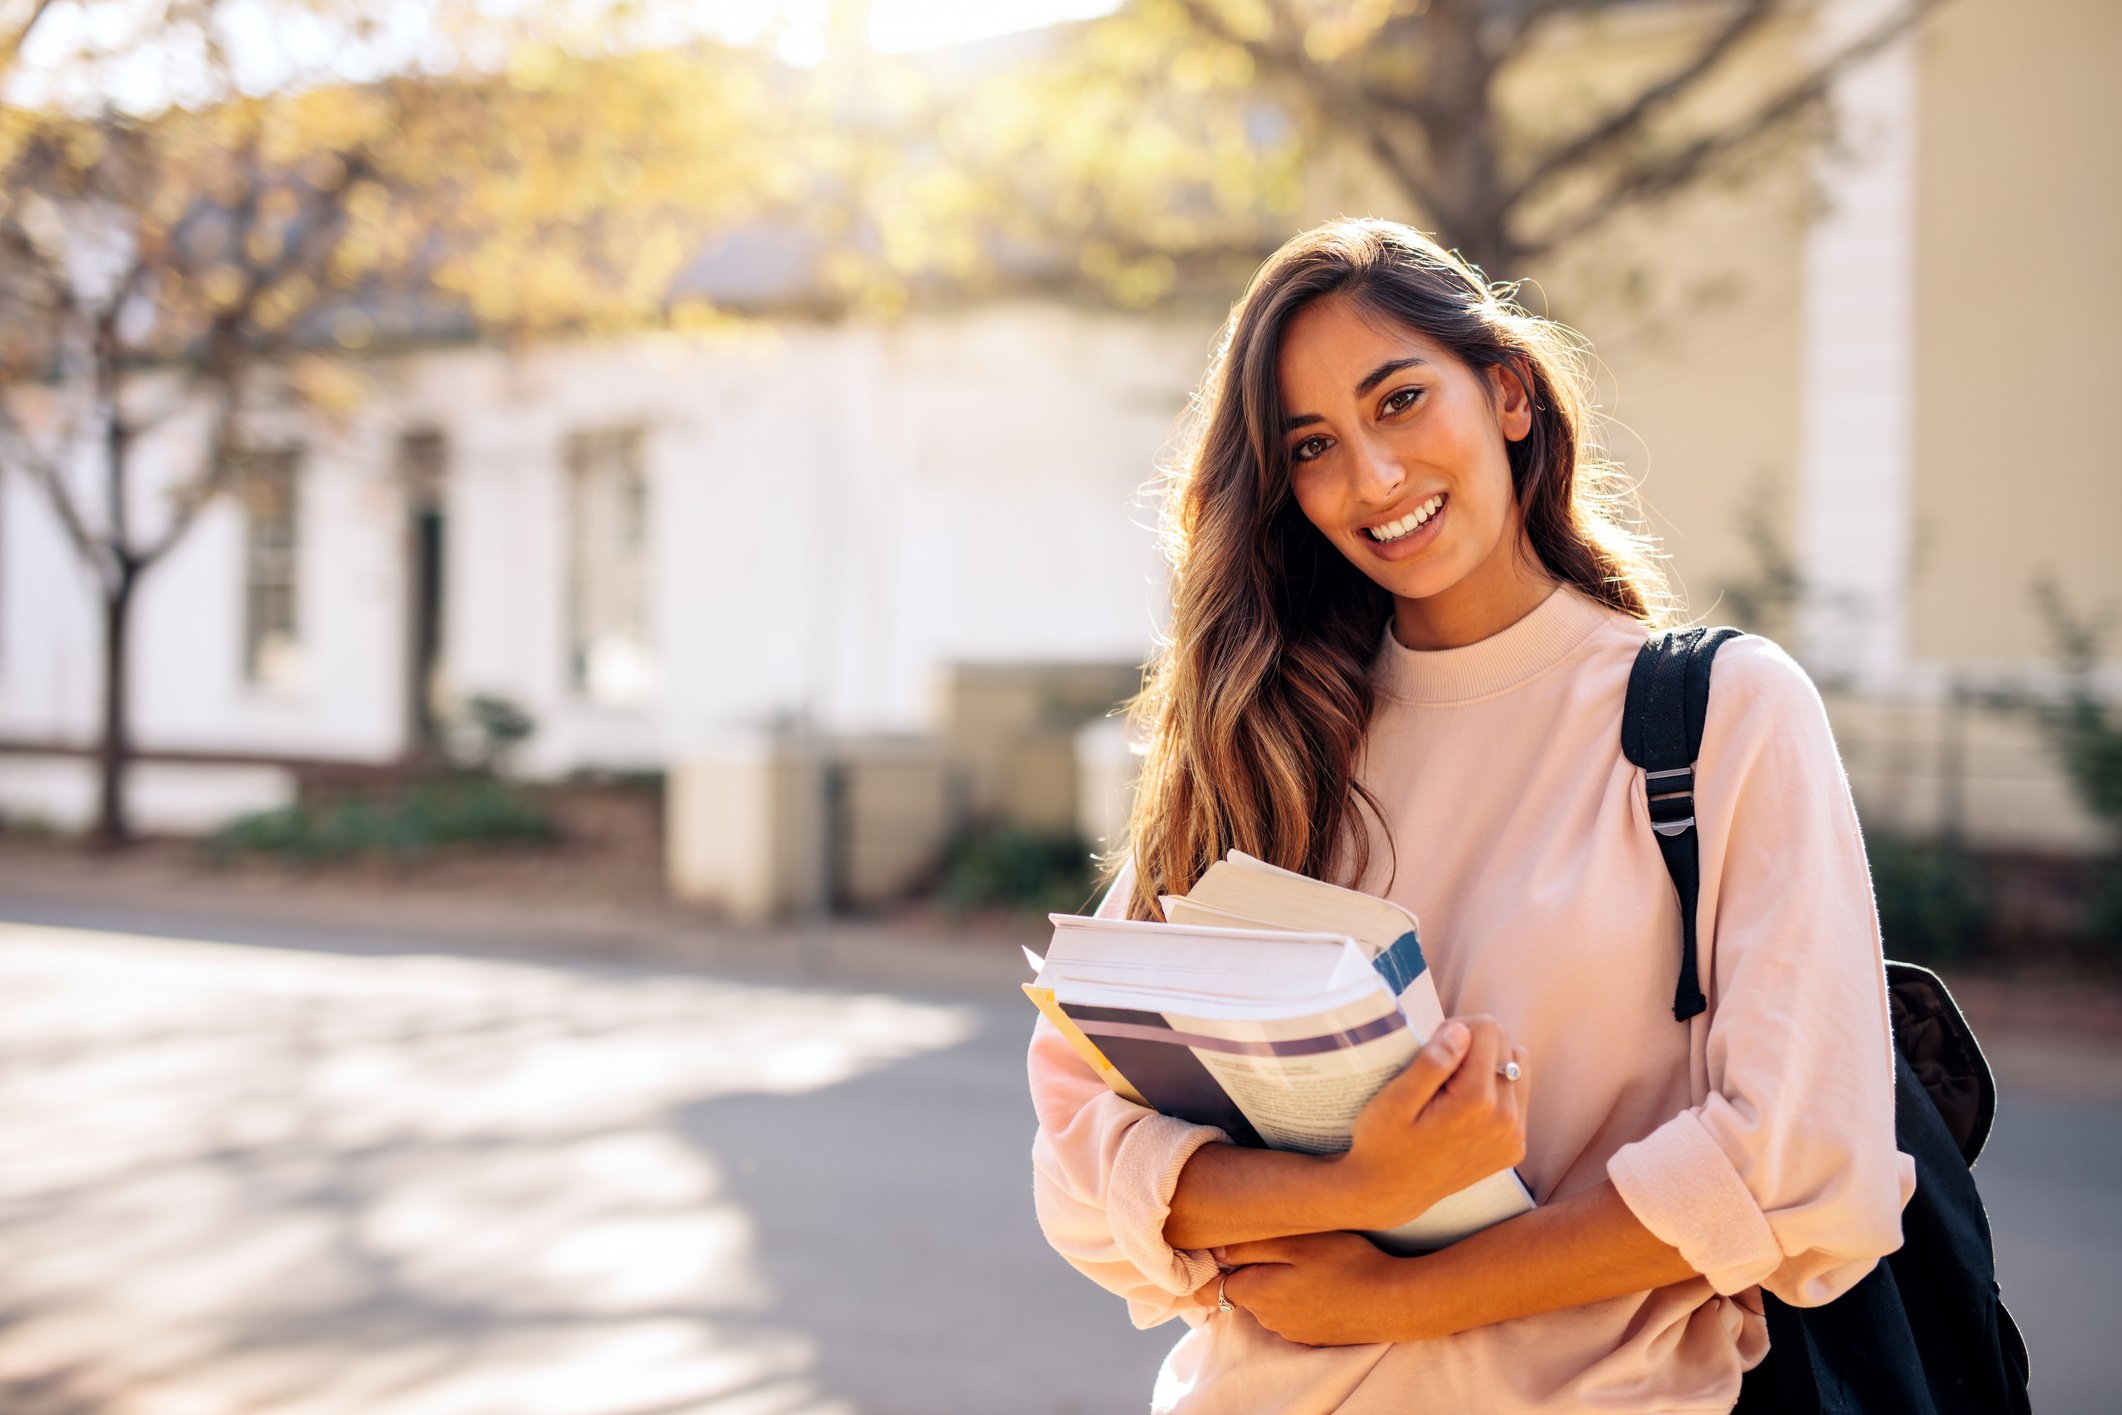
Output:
[1028, 585, 1915, 1414]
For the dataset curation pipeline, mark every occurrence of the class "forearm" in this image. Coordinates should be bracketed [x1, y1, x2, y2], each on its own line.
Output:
[1385, 1180, 1698, 1341]
[1163, 1142, 1365, 1250]
[1167, 1018, 1518, 1252]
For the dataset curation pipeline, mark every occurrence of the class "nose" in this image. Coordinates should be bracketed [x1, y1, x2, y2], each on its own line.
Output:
[1349, 430, 1405, 505]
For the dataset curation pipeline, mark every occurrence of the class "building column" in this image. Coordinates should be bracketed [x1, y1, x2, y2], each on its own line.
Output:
[1796, 0, 1920, 692]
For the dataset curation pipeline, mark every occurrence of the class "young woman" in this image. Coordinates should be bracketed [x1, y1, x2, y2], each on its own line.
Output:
[1027, 218, 1913, 1413]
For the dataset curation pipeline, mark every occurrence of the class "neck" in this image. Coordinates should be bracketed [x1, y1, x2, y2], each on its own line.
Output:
[1392, 540, 1560, 651]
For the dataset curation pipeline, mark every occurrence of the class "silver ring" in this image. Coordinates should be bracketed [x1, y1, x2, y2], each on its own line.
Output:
[1496, 1060, 1522, 1082]
[1217, 1275, 1234, 1314]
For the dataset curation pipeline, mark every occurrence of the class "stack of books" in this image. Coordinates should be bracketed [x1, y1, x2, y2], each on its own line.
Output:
[1026, 849, 1532, 1252]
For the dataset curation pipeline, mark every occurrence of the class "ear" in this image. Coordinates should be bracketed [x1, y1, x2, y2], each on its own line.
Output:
[1485, 360, 1535, 444]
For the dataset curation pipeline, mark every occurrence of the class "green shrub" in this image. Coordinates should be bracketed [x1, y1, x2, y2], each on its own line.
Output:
[935, 824, 1096, 916]
[2027, 576, 2122, 956]
[209, 773, 556, 862]
[1866, 831, 1992, 964]
[459, 694, 537, 772]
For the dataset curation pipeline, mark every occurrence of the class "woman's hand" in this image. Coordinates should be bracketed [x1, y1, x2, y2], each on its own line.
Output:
[1328, 1015, 1529, 1230]
[1209, 1232, 1416, 1346]
[1162, 1016, 1528, 1250]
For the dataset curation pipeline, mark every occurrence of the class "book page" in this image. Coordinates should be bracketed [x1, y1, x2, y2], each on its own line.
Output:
[1367, 1170, 1536, 1253]
[1043, 915, 1372, 1001]
[1161, 895, 1444, 1039]
[1159, 995, 1418, 1154]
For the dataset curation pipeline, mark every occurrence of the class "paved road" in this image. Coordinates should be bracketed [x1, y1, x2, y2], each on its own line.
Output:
[0, 908, 2110, 1414]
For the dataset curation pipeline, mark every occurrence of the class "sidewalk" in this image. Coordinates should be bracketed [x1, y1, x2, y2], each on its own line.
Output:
[0, 840, 1036, 1002]
[4, 841, 2118, 1101]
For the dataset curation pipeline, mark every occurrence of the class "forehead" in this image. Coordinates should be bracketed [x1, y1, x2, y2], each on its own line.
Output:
[1276, 295, 1455, 402]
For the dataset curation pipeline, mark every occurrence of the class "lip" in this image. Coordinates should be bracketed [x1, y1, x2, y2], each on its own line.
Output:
[1360, 494, 1448, 562]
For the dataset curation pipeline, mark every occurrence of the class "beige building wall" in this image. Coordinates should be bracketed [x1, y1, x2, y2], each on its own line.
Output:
[1555, 194, 1810, 631]
[1272, 0, 2115, 853]
[1293, 4, 1818, 634]
[1909, 0, 2122, 669]
[1289, 0, 2120, 678]
[1517, 10, 1816, 634]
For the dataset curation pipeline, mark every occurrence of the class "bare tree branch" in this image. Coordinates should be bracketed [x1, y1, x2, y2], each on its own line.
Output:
[1171, 0, 1463, 232]
[136, 367, 238, 569]
[134, 144, 376, 570]
[1502, 0, 1778, 212]
[1519, 0, 1942, 260]
[0, 396, 114, 588]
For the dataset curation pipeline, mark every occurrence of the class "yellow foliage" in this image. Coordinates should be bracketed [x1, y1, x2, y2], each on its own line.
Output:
[200, 264, 247, 312]
[285, 353, 371, 421]
[3, 0, 1315, 375]
[329, 309, 374, 349]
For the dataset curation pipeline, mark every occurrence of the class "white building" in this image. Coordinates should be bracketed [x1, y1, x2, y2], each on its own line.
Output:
[0, 301, 1220, 831]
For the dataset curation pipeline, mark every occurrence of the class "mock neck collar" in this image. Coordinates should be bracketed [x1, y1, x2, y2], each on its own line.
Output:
[1369, 584, 1620, 704]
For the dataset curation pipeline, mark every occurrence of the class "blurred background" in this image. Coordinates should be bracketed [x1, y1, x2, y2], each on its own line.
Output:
[0, 0, 2116, 1411]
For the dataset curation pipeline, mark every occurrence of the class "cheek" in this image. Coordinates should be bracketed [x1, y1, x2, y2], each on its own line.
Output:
[1287, 470, 1340, 537]
[1421, 412, 1515, 515]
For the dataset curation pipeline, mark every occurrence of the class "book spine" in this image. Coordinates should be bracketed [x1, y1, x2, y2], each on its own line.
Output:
[1023, 983, 1150, 1107]
[1371, 929, 1427, 997]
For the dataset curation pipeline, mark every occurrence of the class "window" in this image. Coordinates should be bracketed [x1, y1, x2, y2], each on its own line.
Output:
[240, 446, 303, 690]
[565, 426, 656, 706]
[399, 429, 449, 747]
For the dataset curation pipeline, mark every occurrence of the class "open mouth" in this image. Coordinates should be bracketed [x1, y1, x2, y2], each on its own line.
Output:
[1364, 493, 1446, 546]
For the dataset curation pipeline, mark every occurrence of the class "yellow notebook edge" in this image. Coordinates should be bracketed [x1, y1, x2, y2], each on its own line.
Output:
[1023, 982, 1150, 1108]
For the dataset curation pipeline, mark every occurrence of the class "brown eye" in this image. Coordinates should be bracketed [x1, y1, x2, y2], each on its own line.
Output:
[1291, 435, 1330, 463]
[1383, 387, 1423, 415]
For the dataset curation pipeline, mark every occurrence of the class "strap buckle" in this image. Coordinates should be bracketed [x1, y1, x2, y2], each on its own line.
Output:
[1644, 766, 1696, 838]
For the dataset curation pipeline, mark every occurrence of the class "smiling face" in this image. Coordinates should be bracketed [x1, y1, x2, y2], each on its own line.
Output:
[1276, 293, 1555, 650]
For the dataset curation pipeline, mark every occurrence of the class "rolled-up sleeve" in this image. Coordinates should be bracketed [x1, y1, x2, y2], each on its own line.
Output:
[1607, 637, 1916, 1306]
[1027, 858, 1230, 1329]
[1030, 1022, 1228, 1327]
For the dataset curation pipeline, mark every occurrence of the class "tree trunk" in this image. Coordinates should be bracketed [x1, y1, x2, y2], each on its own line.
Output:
[93, 565, 136, 848]
[1401, 1, 1517, 280]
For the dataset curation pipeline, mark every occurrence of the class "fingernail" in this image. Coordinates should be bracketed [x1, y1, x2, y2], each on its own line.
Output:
[1434, 1022, 1469, 1056]
[1211, 1247, 1227, 1263]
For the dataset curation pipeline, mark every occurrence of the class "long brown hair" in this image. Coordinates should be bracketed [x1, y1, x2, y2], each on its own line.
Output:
[1106, 217, 1671, 920]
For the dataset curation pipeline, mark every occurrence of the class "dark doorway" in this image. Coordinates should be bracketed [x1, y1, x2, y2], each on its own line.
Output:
[400, 430, 448, 756]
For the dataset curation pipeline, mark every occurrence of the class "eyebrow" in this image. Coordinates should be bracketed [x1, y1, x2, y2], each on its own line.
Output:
[1283, 356, 1429, 433]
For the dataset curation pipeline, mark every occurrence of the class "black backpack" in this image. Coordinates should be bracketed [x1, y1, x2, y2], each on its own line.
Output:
[1621, 627, 2032, 1415]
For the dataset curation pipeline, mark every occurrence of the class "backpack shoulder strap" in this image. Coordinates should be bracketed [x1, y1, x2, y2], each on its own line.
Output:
[1622, 626, 1744, 1021]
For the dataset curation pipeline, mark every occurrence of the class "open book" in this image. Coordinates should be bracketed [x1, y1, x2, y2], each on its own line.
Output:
[1026, 849, 1533, 1252]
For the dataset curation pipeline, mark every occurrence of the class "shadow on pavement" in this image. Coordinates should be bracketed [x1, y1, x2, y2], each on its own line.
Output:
[668, 1006, 1174, 1415]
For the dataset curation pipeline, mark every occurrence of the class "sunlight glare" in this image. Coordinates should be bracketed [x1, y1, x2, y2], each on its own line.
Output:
[867, 0, 1123, 53]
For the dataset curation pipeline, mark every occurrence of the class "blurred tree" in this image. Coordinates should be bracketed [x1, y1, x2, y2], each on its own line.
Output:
[2030, 578, 2122, 861]
[0, 1, 797, 844]
[1, 1, 51, 72]
[891, 0, 1945, 299]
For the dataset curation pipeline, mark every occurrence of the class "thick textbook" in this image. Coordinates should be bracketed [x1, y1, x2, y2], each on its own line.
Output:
[1027, 850, 1533, 1252]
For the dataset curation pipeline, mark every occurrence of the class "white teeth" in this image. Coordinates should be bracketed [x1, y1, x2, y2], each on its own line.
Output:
[1366, 495, 1444, 542]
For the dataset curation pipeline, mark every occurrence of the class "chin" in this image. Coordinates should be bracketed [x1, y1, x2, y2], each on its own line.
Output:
[1373, 560, 1468, 604]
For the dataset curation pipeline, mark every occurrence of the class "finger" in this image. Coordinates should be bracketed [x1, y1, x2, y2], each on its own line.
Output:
[1495, 1042, 1527, 1127]
[1214, 1238, 1298, 1267]
[1223, 1260, 1295, 1308]
[1379, 1020, 1470, 1117]
[1451, 1016, 1501, 1107]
